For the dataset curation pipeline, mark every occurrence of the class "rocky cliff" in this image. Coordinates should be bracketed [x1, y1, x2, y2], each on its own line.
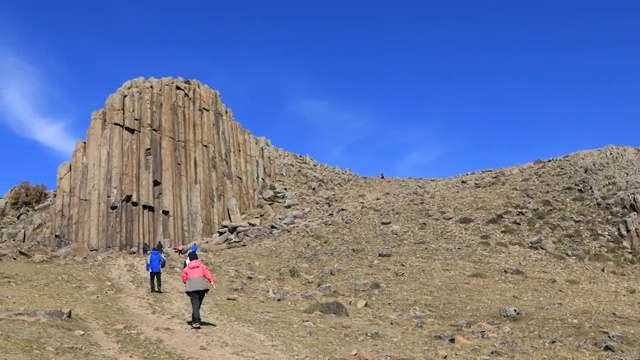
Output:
[53, 77, 299, 252]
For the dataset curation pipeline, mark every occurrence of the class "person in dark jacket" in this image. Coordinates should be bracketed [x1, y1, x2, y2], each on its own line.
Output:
[146, 247, 166, 293]
[183, 244, 199, 269]
[155, 241, 164, 253]
[181, 252, 215, 328]
[142, 242, 150, 255]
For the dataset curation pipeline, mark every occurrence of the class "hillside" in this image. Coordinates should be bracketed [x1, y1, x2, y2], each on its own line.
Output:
[1, 78, 640, 359]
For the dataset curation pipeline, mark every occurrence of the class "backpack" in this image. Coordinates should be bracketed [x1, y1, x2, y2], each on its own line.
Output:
[160, 257, 166, 268]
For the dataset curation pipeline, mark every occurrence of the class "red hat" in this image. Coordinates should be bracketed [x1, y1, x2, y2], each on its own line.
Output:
[177, 243, 184, 250]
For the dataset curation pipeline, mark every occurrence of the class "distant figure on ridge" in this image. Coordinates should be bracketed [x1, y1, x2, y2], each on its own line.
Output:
[380, 173, 385, 179]
[181, 252, 215, 329]
[146, 247, 167, 293]
[142, 242, 150, 255]
[155, 240, 164, 253]
[177, 243, 184, 254]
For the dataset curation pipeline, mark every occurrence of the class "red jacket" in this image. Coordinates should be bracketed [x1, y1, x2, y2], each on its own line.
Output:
[181, 259, 215, 292]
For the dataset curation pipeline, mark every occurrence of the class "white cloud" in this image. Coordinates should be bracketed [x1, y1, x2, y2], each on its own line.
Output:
[286, 98, 370, 159]
[393, 148, 446, 177]
[285, 97, 451, 176]
[0, 46, 77, 157]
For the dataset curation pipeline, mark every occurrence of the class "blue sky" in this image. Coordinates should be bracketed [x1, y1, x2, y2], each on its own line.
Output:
[1, 1, 639, 194]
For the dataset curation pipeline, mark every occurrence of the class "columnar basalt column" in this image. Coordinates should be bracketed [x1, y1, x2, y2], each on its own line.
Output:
[53, 77, 284, 252]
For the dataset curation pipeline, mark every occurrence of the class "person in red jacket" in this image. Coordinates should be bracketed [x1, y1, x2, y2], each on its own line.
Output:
[181, 252, 215, 329]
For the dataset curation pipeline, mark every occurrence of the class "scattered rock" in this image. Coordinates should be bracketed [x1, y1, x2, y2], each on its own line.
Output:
[268, 288, 285, 301]
[302, 293, 316, 301]
[434, 332, 457, 343]
[499, 307, 521, 319]
[261, 189, 276, 202]
[52, 246, 73, 258]
[503, 267, 526, 276]
[304, 301, 349, 317]
[353, 280, 383, 292]
[528, 235, 555, 252]
[378, 249, 392, 257]
[318, 284, 334, 295]
[453, 320, 473, 329]
[453, 335, 471, 345]
[32, 254, 51, 263]
[1, 308, 72, 321]
[595, 330, 626, 352]
[595, 338, 618, 352]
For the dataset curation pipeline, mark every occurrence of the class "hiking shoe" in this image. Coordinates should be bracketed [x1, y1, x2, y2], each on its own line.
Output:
[191, 322, 201, 329]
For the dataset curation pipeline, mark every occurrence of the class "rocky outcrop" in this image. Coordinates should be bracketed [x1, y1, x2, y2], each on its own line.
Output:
[0, 184, 54, 247]
[53, 77, 295, 252]
[619, 193, 640, 253]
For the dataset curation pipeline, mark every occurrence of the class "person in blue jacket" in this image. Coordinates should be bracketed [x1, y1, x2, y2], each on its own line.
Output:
[146, 247, 167, 293]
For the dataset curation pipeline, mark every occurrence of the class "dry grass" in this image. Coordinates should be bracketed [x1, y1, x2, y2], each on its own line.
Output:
[3, 145, 640, 359]
[197, 145, 640, 358]
[0, 259, 182, 360]
[207, 230, 640, 359]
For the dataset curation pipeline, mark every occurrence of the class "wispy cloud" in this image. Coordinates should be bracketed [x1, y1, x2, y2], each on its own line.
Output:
[286, 99, 372, 160]
[0, 45, 77, 157]
[284, 97, 452, 177]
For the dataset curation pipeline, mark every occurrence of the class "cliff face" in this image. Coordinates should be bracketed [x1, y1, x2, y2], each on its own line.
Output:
[53, 77, 288, 252]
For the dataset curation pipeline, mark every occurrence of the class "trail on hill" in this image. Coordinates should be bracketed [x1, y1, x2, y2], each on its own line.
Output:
[107, 257, 291, 360]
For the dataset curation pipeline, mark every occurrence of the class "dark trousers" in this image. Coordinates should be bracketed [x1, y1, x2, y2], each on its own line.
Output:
[150, 272, 162, 292]
[188, 290, 208, 324]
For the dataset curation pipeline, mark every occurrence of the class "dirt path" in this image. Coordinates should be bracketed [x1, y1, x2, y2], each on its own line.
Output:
[107, 257, 291, 360]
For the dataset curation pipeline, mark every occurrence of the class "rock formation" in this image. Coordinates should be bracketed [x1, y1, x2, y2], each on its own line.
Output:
[619, 193, 640, 253]
[53, 77, 291, 252]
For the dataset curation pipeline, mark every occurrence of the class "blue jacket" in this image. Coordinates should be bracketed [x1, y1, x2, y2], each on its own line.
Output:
[146, 250, 165, 273]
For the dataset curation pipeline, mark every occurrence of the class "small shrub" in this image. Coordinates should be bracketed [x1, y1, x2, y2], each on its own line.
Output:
[486, 214, 504, 225]
[540, 199, 553, 207]
[479, 234, 491, 240]
[571, 194, 588, 202]
[565, 278, 580, 285]
[469, 272, 488, 279]
[588, 253, 612, 263]
[312, 233, 326, 241]
[542, 220, 559, 231]
[533, 210, 548, 220]
[289, 267, 302, 279]
[501, 225, 517, 234]
[457, 216, 475, 224]
[7, 181, 47, 209]
[304, 301, 349, 316]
